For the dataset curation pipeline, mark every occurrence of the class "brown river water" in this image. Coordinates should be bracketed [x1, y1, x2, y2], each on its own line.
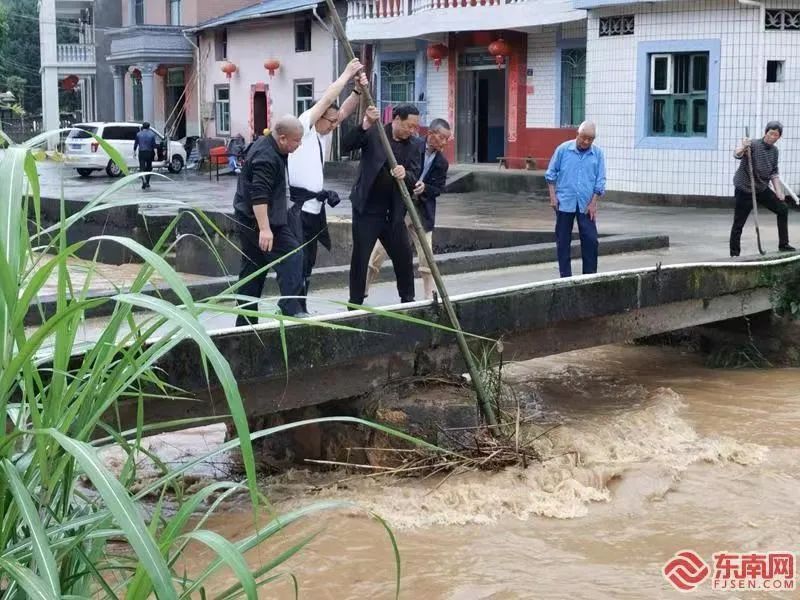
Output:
[115, 344, 800, 599]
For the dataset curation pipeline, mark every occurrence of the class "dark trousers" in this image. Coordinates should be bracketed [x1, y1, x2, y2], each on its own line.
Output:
[730, 187, 789, 256]
[299, 211, 324, 312]
[349, 210, 415, 305]
[138, 150, 154, 187]
[235, 223, 304, 326]
[556, 209, 599, 278]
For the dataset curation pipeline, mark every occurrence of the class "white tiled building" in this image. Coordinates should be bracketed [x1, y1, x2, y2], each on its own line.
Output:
[344, 0, 800, 200]
[579, 0, 800, 200]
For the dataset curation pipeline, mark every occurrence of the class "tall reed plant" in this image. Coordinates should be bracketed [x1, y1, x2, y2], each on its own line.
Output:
[0, 132, 422, 598]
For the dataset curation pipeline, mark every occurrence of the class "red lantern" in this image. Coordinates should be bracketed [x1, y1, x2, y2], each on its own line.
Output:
[488, 38, 511, 68]
[221, 61, 237, 79]
[155, 65, 168, 77]
[426, 43, 448, 71]
[130, 68, 141, 81]
[263, 59, 280, 78]
[60, 74, 79, 91]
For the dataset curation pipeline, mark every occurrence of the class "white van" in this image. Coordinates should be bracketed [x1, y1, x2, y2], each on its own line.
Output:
[64, 122, 186, 178]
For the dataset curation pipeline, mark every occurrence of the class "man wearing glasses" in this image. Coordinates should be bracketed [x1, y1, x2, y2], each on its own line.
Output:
[365, 118, 451, 300]
[288, 58, 369, 313]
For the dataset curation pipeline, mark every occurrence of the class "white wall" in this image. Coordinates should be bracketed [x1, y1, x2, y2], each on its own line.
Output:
[526, 26, 558, 128]
[762, 11, 800, 192]
[202, 17, 335, 139]
[586, 0, 800, 197]
[526, 21, 587, 128]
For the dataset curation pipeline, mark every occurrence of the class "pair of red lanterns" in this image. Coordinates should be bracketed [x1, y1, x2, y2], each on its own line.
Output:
[220, 59, 281, 80]
[126, 65, 170, 80]
[426, 38, 511, 70]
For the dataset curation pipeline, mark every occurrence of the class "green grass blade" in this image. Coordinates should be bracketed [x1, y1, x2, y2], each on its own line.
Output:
[134, 416, 452, 501]
[178, 530, 257, 600]
[335, 300, 498, 343]
[21, 128, 73, 150]
[0, 147, 27, 364]
[88, 131, 129, 176]
[113, 293, 258, 507]
[88, 235, 195, 309]
[44, 429, 177, 600]
[24, 150, 41, 226]
[371, 512, 401, 600]
[0, 558, 59, 600]
[181, 502, 355, 598]
[1, 460, 61, 597]
[91, 416, 228, 446]
[216, 532, 319, 600]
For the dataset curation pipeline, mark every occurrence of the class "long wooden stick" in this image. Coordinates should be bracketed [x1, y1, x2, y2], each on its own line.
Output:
[324, 0, 497, 427]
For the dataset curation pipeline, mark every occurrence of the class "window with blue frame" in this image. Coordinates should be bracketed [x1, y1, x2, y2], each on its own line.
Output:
[648, 52, 708, 137]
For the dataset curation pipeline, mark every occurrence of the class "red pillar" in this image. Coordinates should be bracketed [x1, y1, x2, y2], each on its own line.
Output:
[504, 32, 528, 160]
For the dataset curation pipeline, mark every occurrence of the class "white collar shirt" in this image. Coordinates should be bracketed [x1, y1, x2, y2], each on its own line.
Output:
[288, 109, 332, 215]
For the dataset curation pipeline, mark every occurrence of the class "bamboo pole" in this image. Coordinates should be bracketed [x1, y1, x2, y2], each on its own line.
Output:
[323, 0, 497, 427]
[745, 127, 766, 256]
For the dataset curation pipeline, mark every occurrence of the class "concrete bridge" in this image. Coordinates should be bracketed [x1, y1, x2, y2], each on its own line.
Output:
[116, 256, 800, 427]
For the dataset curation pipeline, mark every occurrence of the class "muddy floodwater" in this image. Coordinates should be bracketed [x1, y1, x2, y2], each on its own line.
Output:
[130, 344, 800, 599]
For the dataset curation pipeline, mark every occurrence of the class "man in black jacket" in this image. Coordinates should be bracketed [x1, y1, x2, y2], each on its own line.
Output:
[366, 118, 451, 299]
[233, 115, 305, 326]
[341, 104, 425, 306]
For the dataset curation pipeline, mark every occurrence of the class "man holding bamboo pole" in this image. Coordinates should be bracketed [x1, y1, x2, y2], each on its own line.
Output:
[288, 58, 369, 313]
[342, 104, 425, 306]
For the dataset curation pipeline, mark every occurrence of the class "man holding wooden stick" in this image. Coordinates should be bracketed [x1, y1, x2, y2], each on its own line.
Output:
[730, 121, 795, 257]
[288, 58, 369, 313]
[322, 0, 497, 425]
[365, 118, 451, 300]
[342, 104, 425, 306]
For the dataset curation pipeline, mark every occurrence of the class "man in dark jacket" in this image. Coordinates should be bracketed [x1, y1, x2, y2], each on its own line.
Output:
[133, 122, 157, 190]
[233, 115, 305, 325]
[341, 104, 425, 306]
[730, 120, 795, 256]
[366, 118, 451, 299]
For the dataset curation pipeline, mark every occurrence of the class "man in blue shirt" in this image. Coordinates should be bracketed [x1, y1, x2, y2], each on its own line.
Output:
[133, 122, 157, 190]
[545, 121, 606, 277]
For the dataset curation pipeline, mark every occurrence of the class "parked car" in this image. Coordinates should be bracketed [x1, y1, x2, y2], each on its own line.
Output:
[64, 122, 186, 178]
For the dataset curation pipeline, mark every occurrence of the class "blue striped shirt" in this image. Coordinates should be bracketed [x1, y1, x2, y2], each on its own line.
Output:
[545, 141, 606, 213]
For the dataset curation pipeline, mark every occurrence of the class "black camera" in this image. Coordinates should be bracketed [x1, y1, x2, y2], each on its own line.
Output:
[325, 191, 341, 208]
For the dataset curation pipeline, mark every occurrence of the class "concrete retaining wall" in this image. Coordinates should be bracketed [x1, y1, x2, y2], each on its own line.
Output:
[108, 259, 795, 427]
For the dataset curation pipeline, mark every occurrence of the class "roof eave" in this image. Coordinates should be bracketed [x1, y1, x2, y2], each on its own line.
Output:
[187, 3, 320, 33]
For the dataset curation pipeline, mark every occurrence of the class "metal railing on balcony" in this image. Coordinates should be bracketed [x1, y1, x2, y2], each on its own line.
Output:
[348, 0, 517, 19]
[57, 44, 96, 67]
[412, 0, 514, 10]
[348, 0, 410, 19]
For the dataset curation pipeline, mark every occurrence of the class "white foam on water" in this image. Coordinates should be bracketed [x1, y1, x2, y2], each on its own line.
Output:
[269, 388, 767, 530]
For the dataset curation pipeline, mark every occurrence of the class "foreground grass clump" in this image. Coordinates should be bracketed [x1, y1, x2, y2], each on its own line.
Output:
[0, 132, 406, 599]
